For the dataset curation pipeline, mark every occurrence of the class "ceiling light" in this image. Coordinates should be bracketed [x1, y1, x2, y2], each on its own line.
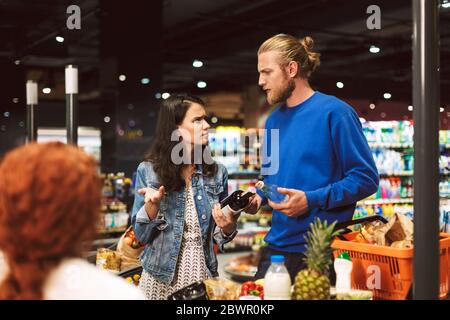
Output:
[440, 107, 445, 112]
[211, 116, 218, 124]
[408, 105, 413, 111]
[162, 92, 170, 99]
[383, 93, 392, 99]
[56, 36, 65, 43]
[4, 112, 10, 118]
[442, 1, 450, 8]
[12, 98, 19, 103]
[369, 45, 380, 54]
[119, 74, 126, 81]
[197, 81, 207, 89]
[104, 116, 111, 123]
[141, 77, 150, 85]
[42, 87, 51, 94]
[193, 60, 203, 68]
[336, 81, 344, 89]
[369, 103, 376, 110]
[14, 60, 20, 65]
[155, 93, 162, 99]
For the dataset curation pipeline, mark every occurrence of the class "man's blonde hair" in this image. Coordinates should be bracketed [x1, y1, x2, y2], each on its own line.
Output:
[258, 33, 321, 78]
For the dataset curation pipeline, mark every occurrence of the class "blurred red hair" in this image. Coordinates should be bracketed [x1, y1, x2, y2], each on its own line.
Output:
[0, 142, 101, 299]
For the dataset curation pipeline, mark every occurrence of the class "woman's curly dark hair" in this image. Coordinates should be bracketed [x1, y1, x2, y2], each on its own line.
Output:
[0, 142, 101, 299]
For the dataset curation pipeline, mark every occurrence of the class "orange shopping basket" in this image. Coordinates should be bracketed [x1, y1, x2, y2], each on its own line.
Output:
[332, 215, 450, 300]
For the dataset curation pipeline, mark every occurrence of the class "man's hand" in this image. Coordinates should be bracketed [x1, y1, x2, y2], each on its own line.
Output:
[268, 187, 308, 217]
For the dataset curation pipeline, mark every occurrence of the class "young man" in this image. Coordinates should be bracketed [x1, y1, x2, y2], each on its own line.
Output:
[246, 34, 379, 281]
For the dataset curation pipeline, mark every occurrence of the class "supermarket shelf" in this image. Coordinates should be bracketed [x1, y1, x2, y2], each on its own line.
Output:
[379, 171, 450, 176]
[357, 198, 413, 205]
[379, 171, 414, 176]
[369, 142, 450, 149]
[369, 142, 413, 148]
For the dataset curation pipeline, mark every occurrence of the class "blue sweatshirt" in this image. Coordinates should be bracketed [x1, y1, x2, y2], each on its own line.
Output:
[257, 91, 379, 253]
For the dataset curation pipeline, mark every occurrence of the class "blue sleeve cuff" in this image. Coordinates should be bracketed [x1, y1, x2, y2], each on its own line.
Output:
[305, 189, 324, 210]
[256, 189, 268, 206]
[136, 205, 151, 223]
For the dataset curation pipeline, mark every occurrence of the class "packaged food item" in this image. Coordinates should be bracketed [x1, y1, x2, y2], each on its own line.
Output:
[356, 213, 413, 248]
[96, 248, 121, 273]
[204, 278, 240, 300]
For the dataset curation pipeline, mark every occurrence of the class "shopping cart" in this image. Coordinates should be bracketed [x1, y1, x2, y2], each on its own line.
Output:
[332, 215, 450, 300]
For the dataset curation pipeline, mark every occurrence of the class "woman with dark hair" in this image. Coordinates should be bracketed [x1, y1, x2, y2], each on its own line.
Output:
[131, 94, 239, 299]
[0, 142, 145, 300]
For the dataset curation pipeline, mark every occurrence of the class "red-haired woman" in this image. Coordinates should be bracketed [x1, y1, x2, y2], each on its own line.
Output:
[0, 142, 145, 300]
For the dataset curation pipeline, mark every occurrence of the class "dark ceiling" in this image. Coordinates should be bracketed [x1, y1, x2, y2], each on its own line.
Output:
[1, 0, 449, 104]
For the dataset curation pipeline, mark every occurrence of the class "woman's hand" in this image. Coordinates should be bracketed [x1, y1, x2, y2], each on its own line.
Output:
[212, 203, 239, 236]
[138, 186, 165, 220]
[244, 193, 262, 214]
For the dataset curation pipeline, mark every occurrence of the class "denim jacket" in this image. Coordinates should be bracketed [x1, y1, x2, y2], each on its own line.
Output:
[130, 161, 236, 284]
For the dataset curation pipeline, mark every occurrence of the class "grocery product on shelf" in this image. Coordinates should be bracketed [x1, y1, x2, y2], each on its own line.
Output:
[356, 120, 450, 221]
[208, 126, 262, 174]
[98, 172, 133, 234]
[293, 218, 340, 300]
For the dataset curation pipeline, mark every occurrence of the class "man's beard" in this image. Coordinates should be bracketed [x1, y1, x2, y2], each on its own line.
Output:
[268, 78, 296, 105]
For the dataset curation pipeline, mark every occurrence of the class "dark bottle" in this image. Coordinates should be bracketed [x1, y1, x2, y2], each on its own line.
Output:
[220, 190, 254, 215]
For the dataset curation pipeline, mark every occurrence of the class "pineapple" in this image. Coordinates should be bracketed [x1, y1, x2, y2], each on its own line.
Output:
[293, 217, 341, 300]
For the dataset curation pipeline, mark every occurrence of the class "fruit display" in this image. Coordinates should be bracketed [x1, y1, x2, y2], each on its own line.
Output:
[125, 274, 141, 286]
[239, 281, 264, 299]
[293, 218, 341, 300]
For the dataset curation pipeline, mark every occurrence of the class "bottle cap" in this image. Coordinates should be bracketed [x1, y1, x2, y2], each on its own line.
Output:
[337, 252, 351, 261]
[270, 255, 285, 263]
